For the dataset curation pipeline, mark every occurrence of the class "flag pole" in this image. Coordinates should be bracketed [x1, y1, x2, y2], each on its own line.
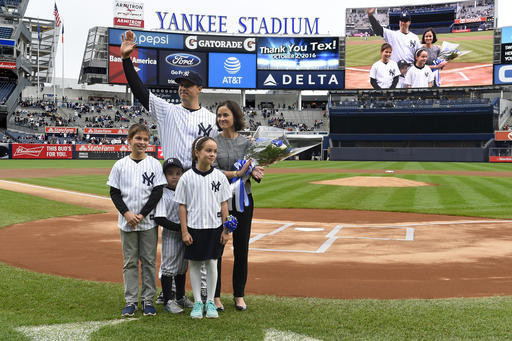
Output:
[36, 18, 40, 101]
[61, 23, 64, 104]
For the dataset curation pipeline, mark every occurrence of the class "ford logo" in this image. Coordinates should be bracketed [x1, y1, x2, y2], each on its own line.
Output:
[166, 53, 201, 67]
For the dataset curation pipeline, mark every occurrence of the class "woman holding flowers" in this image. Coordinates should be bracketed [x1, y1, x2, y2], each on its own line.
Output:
[213, 100, 264, 311]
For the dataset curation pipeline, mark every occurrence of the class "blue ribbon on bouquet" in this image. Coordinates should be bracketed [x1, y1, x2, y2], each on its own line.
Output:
[230, 159, 254, 212]
[432, 58, 443, 86]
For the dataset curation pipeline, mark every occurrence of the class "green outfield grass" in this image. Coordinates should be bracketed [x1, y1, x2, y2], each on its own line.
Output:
[2, 262, 512, 340]
[0, 188, 101, 228]
[346, 31, 493, 67]
[6, 161, 512, 219]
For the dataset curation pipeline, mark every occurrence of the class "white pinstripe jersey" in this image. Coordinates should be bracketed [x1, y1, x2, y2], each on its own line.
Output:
[174, 167, 231, 229]
[107, 155, 167, 232]
[149, 93, 218, 169]
[154, 187, 180, 224]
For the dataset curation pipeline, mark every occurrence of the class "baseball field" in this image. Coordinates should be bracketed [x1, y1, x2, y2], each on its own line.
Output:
[2, 159, 512, 340]
[345, 31, 494, 88]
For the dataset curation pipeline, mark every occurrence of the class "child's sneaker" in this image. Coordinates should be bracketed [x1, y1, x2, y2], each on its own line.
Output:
[155, 291, 165, 305]
[142, 301, 156, 316]
[176, 296, 194, 308]
[205, 300, 219, 319]
[164, 300, 184, 314]
[121, 303, 137, 317]
[190, 301, 204, 319]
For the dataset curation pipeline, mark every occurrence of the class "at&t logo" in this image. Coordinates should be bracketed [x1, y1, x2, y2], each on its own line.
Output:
[223, 56, 242, 85]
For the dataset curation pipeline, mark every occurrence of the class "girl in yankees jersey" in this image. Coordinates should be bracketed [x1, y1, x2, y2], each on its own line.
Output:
[107, 123, 167, 317]
[174, 137, 232, 319]
[370, 43, 400, 89]
[405, 48, 434, 88]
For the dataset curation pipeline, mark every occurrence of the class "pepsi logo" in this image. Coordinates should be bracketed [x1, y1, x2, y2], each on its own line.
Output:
[166, 53, 201, 67]
[224, 57, 241, 74]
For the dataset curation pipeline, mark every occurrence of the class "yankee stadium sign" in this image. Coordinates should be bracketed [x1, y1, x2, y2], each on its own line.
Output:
[155, 12, 320, 35]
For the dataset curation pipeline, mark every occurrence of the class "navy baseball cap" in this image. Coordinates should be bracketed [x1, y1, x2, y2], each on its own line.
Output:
[399, 12, 411, 22]
[163, 157, 184, 172]
[174, 71, 203, 87]
[397, 59, 410, 68]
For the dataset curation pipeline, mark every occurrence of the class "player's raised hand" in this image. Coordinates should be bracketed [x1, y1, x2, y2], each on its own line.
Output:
[120, 30, 137, 59]
[182, 231, 193, 246]
[366, 8, 376, 16]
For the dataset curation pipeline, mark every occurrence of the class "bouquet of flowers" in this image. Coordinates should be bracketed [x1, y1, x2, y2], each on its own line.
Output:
[245, 126, 318, 167]
[223, 215, 238, 233]
[229, 126, 319, 212]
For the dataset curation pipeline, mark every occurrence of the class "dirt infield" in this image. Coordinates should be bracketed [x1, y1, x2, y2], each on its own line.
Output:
[1, 168, 512, 299]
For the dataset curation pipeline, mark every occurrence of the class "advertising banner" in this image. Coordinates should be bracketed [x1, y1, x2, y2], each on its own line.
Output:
[489, 156, 512, 162]
[158, 50, 207, 86]
[184, 35, 256, 53]
[113, 0, 144, 28]
[109, 28, 183, 49]
[12, 144, 73, 159]
[208, 53, 256, 89]
[75, 144, 156, 152]
[502, 43, 512, 64]
[109, 46, 158, 85]
[84, 128, 129, 135]
[494, 64, 512, 85]
[45, 127, 77, 134]
[494, 131, 512, 141]
[0, 61, 16, 69]
[257, 70, 344, 90]
[257, 37, 339, 70]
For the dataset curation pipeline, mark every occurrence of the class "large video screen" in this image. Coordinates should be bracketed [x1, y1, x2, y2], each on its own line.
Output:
[257, 37, 339, 70]
[345, 0, 494, 89]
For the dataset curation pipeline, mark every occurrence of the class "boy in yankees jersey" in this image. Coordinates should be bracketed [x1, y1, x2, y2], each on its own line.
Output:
[107, 124, 167, 317]
[154, 157, 194, 314]
[366, 9, 421, 64]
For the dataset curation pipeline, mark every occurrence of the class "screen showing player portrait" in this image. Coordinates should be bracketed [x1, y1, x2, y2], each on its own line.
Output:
[344, 0, 494, 89]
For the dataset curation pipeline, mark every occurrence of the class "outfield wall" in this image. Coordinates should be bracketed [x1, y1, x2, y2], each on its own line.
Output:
[330, 147, 489, 162]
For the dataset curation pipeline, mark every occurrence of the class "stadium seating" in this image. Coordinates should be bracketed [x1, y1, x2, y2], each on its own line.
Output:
[0, 26, 13, 38]
[0, 81, 15, 102]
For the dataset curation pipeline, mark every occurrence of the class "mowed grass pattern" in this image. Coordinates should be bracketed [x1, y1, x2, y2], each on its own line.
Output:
[3, 263, 512, 340]
[2, 161, 512, 339]
[346, 31, 493, 67]
[8, 165, 512, 219]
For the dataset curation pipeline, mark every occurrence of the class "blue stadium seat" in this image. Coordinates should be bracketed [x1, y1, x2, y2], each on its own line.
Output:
[0, 26, 13, 39]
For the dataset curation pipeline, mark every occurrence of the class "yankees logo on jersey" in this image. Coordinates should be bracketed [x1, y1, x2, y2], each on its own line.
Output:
[142, 172, 155, 186]
[198, 123, 213, 137]
[149, 93, 218, 169]
[174, 168, 232, 229]
[389, 69, 396, 77]
[211, 181, 221, 192]
[409, 40, 416, 48]
[107, 155, 167, 231]
[424, 71, 430, 78]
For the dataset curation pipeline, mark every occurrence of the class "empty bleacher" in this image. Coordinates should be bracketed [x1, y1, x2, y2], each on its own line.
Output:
[0, 26, 12, 38]
[0, 81, 15, 102]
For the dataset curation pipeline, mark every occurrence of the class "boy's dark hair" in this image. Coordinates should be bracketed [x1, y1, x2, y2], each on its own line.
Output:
[215, 100, 246, 131]
[127, 123, 150, 139]
[191, 136, 216, 162]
